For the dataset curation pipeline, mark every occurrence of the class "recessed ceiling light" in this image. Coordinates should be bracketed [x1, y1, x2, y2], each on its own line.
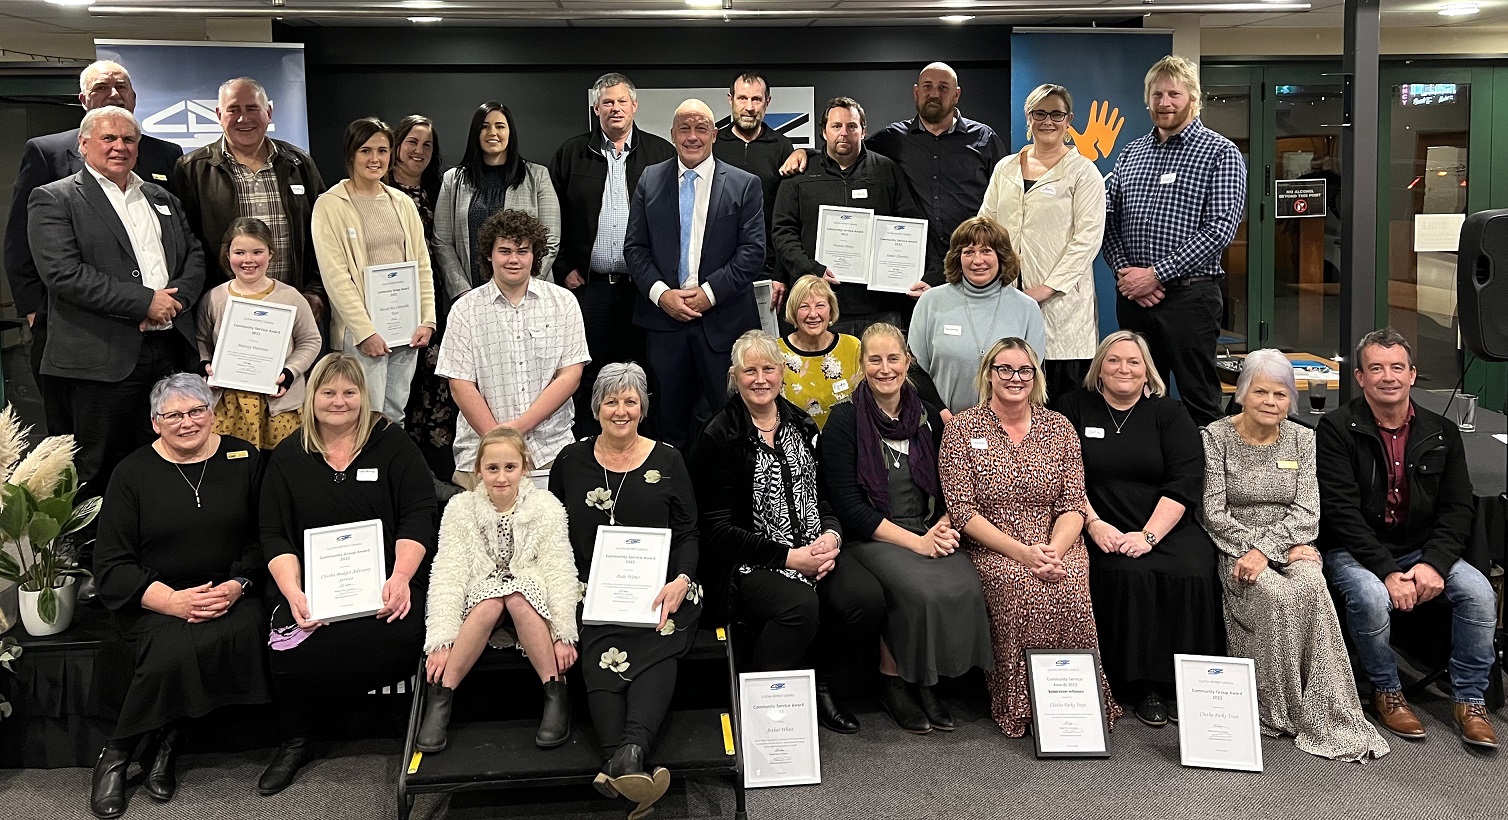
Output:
[1438, 2, 1479, 14]
[685, 0, 722, 6]
[940, 14, 976, 22]
[44, 0, 93, 6]
[407, 16, 443, 22]
[401, 0, 443, 7]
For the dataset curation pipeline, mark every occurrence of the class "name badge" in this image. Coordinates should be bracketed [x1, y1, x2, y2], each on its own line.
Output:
[1039, 185, 1057, 197]
[851, 189, 869, 199]
[357, 468, 379, 482]
[943, 324, 963, 336]
[346, 227, 358, 240]
[291, 184, 306, 195]
[832, 378, 849, 395]
[151, 173, 167, 181]
[154, 203, 171, 215]
[1276, 460, 1300, 470]
[970, 438, 989, 450]
[1158, 172, 1177, 185]
[528, 326, 546, 338]
[1085, 427, 1105, 439]
[226, 450, 249, 460]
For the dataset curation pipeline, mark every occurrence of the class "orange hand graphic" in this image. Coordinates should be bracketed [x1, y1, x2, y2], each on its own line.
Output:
[1067, 100, 1125, 161]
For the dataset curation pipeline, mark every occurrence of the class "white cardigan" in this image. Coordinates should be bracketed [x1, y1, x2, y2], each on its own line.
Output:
[978, 147, 1105, 361]
[424, 478, 581, 652]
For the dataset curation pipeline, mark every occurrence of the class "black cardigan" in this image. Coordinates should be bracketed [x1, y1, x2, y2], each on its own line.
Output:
[687, 394, 840, 619]
[816, 399, 946, 541]
[547, 125, 675, 283]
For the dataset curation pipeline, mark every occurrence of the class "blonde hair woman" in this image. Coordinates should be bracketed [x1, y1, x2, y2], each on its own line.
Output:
[777, 274, 863, 427]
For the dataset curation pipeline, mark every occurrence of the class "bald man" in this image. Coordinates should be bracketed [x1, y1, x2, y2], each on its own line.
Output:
[867, 62, 1007, 276]
[624, 99, 765, 448]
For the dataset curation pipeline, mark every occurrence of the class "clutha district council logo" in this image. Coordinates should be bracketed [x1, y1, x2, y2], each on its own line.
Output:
[139, 98, 279, 149]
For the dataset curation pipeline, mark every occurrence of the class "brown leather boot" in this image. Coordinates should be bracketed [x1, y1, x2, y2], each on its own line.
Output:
[1453, 703, 1499, 749]
[1372, 691, 1426, 738]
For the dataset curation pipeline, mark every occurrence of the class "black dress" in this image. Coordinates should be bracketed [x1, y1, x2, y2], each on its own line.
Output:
[260, 418, 438, 735]
[92, 436, 270, 739]
[394, 179, 459, 480]
[1052, 389, 1224, 692]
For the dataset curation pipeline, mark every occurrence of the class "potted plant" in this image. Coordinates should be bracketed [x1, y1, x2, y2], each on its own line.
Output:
[0, 407, 102, 636]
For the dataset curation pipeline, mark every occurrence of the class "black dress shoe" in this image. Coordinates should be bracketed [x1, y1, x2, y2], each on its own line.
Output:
[914, 684, 955, 732]
[415, 683, 455, 753]
[142, 725, 181, 802]
[258, 737, 312, 796]
[1167, 697, 1179, 724]
[1135, 692, 1169, 727]
[89, 744, 131, 819]
[879, 676, 930, 734]
[816, 681, 860, 734]
[536, 678, 571, 748]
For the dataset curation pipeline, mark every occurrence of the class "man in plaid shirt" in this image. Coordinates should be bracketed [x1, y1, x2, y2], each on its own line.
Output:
[1103, 55, 1246, 426]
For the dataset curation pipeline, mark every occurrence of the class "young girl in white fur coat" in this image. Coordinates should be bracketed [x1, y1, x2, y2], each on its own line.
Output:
[418, 426, 581, 752]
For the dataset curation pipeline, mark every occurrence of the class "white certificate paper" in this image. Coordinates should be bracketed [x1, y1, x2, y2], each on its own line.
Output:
[1025, 649, 1110, 757]
[1175, 654, 1263, 771]
[208, 296, 297, 395]
[753, 279, 779, 336]
[582, 526, 671, 627]
[868, 216, 928, 294]
[813, 205, 874, 285]
[364, 261, 421, 347]
[303, 519, 387, 623]
[739, 669, 821, 787]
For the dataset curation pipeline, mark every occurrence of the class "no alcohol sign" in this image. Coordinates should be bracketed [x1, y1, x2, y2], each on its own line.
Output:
[1275, 179, 1328, 219]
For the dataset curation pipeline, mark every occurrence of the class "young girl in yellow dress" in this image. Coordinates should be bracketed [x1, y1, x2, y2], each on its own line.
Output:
[197, 217, 324, 448]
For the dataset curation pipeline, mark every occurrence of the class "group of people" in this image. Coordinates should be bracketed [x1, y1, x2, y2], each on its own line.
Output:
[3, 51, 1498, 820]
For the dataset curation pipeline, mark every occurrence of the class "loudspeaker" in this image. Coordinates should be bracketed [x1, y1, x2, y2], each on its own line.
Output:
[1457, 209, 1508, 362]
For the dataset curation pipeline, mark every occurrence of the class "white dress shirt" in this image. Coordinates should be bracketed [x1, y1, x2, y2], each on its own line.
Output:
[649, 154, 718, 307]
[86, 164, 171, 291]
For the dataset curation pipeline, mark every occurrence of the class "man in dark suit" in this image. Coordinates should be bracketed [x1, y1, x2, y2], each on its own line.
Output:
[27, 106, 204, 501]
[625, 99, 765, 450]
[5, 60, 183, 386]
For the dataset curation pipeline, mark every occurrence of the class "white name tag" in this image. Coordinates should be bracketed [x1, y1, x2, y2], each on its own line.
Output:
[832, 378, 849, 395]
[154, 203, 171, 215]
[1039, 185, 1057, 197]
[970, 438, 989, 450]
[357, 468, 379, 482]
[1159, 172, 1177, 185]
[346, 227, 358, 240]
[943, 324, 963, 336]
[151, 173, 167, 181]
[851, 189, 869, 199]
[1085, 426, 1105, 439]
[291, 184, 306, 195]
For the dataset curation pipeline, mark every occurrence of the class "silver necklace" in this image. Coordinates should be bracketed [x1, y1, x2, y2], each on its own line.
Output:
[881, 442, 904, 469]
[173, 459, 209, 508]
[1105, 397, 1137, 434]
[598, 441, 638, 526]
[964, 289, 1005, 357]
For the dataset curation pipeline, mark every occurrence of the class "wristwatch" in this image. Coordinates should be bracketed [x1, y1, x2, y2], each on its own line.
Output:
[1141, 531, 1159, 547]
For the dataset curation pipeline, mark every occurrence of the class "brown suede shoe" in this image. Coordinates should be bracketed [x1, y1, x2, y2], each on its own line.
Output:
[1372, 691, 1427, 738]
[1453, 703, 1499, 749]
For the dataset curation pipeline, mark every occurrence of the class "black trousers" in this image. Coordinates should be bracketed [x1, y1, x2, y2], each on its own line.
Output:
[731, 558, 885, 676]
[587, 659, 677, 755]
[1116, 278, 1224, 426]
[571, 277, 646, 438]
[644, 323, 727, 451]
[28, 311, 47, 394]
[1044, 358, 1091, 404]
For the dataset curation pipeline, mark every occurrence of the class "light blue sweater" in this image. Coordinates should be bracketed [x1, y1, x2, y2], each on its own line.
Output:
[909, 280, 1046, 413]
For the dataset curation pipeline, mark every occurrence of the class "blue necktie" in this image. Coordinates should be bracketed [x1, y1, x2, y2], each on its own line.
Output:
[678, 169, 698, 286]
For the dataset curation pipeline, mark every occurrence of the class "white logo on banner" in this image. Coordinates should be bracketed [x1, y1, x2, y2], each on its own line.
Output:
[139, 98, 278, 149]
[597, 86, 815, 148]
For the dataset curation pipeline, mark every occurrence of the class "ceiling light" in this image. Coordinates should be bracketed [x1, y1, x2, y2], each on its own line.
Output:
[44, 0, 93, 6]
[407, 16, 443, 22]
[940, 14, 976, 22]
[685, 0, 722, 6]
[401, 0, 443, 7]
[1438, 2, 1479, 14]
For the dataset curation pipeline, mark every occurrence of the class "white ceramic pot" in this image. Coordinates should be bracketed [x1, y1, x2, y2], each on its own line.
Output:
[19, 576, 77, 637]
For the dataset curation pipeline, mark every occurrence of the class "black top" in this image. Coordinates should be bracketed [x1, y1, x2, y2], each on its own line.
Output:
[547, 125, 675, 283]
[715, 125, 795, 276]
[549, 438, 699, 581]
[94, 436, 265, 613]
[259, 418, 438, 601]
[817, 400, 946, 541]
[1052, 389, 1205, 536]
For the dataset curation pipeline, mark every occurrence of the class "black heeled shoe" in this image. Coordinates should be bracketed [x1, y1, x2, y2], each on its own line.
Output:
[415, 683, 455, 753]
[257, 737, 312, 796]
[914, 683, 955, 732]
[142, 724, 181, 802]
[536, 678, 571, 748]
[879, 675, 930, 734]
[593, 743, 648, 798]
[89, 744, 132, 819]
[816, 680, 860, 734]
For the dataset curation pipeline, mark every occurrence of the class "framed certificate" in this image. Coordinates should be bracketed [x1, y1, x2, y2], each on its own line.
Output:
[303, 519, 388, 623]
[868, 216, 928, 294]
[752, 279, 779, 336]
[738, 669, 821, 787]
[208, 296, 297, 395]
[1024, 649, 1111, 757]
[813, 205, 874, 285]
[1174, 654, 1263, 771]
[364, 261, 421, 347]
[582, 526, 671, 627]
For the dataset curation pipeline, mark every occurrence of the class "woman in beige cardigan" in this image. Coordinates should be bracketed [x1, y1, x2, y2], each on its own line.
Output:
[198, 217, 323, 448]
[312, 118, 437, 422]
[979, 83, 1106, 401]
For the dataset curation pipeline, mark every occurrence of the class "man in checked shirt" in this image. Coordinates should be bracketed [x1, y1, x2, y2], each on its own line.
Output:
[1103, 55, 1246, 427]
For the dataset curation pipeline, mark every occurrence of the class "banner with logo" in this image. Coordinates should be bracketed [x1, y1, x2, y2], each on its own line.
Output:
[95, 40, 309, 151]
[606, 86, 815, 149]
[1010, 28, 1174, 338]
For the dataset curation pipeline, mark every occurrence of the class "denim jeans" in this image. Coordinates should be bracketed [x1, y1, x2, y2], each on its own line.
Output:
[1324, 548, 1498, 704]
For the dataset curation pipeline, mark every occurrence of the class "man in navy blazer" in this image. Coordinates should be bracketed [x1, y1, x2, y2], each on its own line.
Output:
[4, 60, 183, 385]
[625, 99, 765, 449]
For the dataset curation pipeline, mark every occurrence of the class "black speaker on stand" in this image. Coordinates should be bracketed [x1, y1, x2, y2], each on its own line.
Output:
[1458, 208, 1508, 363]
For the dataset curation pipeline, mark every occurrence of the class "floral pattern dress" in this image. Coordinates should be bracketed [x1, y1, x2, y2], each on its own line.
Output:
[777, 333, 862, 429]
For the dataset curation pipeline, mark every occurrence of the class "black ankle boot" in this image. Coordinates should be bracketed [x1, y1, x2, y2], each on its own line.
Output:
[258, 737, 312, 796]
[415, 684, 455, 753]
[816, 680, 860, 734]
[594, 742, 651, 799]
[89, 744, 132, 819]
[536, 678, 571, 748]
[879, 675, 930, 734]
[914, 684, 955, 731]
[142, 724, 181, 801]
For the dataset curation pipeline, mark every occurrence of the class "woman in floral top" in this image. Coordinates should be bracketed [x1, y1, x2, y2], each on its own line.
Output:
[548, 363, 700, 820]
[777, 275, 863, 429]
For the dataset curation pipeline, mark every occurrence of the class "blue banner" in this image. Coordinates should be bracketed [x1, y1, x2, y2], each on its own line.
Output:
[95, 40, 309, 151]
[1010, 28, 1174, 339]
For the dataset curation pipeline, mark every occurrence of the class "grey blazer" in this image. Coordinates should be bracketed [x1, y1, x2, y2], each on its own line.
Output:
[432, 162, 560, 299]
[27, 169, 205, 382]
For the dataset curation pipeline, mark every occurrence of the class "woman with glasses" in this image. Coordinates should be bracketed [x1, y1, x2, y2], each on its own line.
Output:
[979, 84, 1105, 401]
[938, 338, 1121, 737]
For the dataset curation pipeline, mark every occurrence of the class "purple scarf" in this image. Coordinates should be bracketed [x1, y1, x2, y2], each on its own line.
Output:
[854, 380, 940, 516]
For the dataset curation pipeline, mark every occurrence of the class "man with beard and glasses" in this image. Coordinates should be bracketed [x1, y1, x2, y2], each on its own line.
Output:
[714, 71, 808, 309]
[1103, 55, 1245, 427]
[866, 62, 1006, 280]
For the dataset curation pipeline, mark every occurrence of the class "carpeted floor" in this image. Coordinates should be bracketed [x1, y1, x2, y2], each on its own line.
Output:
[5, 686, 1507, 820]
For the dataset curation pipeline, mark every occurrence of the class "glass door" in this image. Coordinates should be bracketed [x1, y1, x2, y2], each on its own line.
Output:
[1200, 66, 1263, 353]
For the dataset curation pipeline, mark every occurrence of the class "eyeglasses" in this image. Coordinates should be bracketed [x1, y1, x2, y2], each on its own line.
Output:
[990, 365, 1037, 381]
[1028, 110, 1070, 123]
[155, 405, 210, 425]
